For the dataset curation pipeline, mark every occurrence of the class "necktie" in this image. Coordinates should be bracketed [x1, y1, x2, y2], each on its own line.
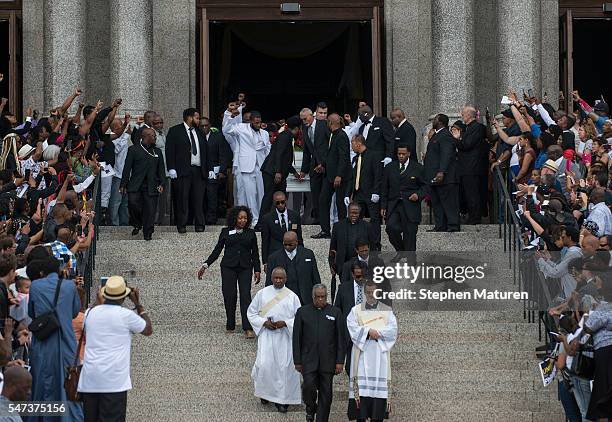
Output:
[400, 162, 406, 174]
[280, 213, 287, 232]
[309, 124, 315, 144]
[328, 133, 333, 148]
[356, 284, 363, 305]
[358, 121, 371, 136]
[189, 128, 197, 156]
[355, 154, 362, 191]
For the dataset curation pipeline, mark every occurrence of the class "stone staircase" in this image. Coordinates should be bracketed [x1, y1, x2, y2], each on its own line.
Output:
[94, 224, 564, 422]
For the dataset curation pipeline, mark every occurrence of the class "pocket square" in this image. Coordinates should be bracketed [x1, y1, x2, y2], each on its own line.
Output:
[305, 258, 312, 262]
[326, 315, 336, 321]
[373, 127, 380, 131]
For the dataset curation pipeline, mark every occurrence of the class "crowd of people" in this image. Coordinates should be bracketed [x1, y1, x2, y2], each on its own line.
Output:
[493, 91, 612, 422]
[2, 64, 612, 421]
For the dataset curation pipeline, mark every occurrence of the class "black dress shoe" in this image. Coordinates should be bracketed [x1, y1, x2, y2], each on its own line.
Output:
[306, 413, 315, 422]
[311, 231, 330, 239]
[144, 235, 152, 241]
[131, 227, 141, 236]
[195, 226, 205, 233]
[275, 404, 288, 413]
[260, 398, 269, 405]
[177, 227, 187, 234]
[447, 228, 461, 232]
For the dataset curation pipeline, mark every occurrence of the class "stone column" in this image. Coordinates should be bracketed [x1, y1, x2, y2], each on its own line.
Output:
[497, 0, 541, 102]
[110, 0, 153, 116]
[43, 0, 86, 113]
[431, 0, 475, 117]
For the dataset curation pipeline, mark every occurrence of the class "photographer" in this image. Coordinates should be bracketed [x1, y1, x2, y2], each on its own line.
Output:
[78, 276, 152, 422]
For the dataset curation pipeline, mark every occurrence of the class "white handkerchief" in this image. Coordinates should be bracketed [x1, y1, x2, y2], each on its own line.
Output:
[305, 258, 312, 262]
[501, 96, 512, 105]
[213, 166, 220, 174]
[326, 315, 335, 321]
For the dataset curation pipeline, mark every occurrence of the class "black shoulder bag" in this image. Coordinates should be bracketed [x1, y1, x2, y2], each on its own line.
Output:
[29, 278, 63, 341]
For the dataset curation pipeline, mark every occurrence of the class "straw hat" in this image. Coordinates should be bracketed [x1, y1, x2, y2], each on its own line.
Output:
[101, 276, 131, 300]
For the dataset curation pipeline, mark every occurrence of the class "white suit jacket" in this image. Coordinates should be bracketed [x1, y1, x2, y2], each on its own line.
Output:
[222, 107, 270, 174]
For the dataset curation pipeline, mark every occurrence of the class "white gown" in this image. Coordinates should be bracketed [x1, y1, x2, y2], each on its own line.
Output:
[247, 286, 302, 405]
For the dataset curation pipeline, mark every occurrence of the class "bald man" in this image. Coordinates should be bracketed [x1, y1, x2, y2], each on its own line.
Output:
[1, 366, 32, 406]
[312, 114, 351, 238]
[266, 231, 320, 305]
[456, 105, 487, 225]
[390, 108, 417, 160]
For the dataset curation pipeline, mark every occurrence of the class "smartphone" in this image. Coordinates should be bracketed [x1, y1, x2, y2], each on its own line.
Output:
[528, 89, 534, 98]
[549, 331, 560, 337]
[100, 277, 109, 287]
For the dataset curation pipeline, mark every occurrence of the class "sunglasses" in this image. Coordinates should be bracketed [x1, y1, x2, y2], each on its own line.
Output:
[275, 200, 286, 205]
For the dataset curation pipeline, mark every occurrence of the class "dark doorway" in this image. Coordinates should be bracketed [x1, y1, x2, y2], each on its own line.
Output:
[572, 18, 612, 105]
[208, 21, 373, 125]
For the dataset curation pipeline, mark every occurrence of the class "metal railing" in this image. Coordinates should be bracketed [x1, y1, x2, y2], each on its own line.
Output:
[493, 166, 554, 341]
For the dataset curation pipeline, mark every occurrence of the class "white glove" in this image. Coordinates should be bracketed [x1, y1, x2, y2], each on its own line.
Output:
[208, 171, 216, 180]
[382, 157, 392, 167]
[344, 197, 350, 207]
[371, 194, 380, 203]
[168, 169, 177, 179]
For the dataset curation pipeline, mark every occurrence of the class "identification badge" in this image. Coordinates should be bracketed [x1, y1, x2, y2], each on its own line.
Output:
[229, 229, 237, 235]
[326, 315, 335, 321]
[291, 224, 298, 230]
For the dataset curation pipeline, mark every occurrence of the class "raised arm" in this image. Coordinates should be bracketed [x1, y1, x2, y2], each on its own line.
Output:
[58, 87, 82, 115]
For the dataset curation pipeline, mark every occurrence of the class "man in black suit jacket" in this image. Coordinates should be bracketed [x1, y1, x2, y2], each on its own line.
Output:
[259, 116, 301, 221]
[455, 106, 487, 225]
[340, 239, 384, 284]
[344, 134, 383, 250]
[120, 128, 166, 241]
[356, 105, 395, 166]
[334, 261, 366, 376]
[261, 191, 303, 265]
[329, 203, 372, 280]
[313, 114, 351, 239]
[391, 108, 418, 161]
[300, 107, 331, 225]
[165, 108, 208, 233]
[200, 117, 230, 225]
[423, 114, 460, 232]
[381, 144, 427, 251]
[293, 284, 345, 422]
[265, 231, 320, 305]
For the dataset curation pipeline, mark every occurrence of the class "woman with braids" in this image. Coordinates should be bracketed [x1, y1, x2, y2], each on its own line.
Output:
[198, 206, 261, 339]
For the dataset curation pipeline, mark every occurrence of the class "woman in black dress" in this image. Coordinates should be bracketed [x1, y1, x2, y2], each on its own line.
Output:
[198, 206, 261, 338]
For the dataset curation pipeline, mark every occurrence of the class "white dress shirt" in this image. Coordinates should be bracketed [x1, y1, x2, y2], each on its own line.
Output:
[353, 281, 363, 304]
[398, 118, 407, 129]
[113, 132, 131, 178]
[362, 115, 376, 139]
[276, 209, 289, 229]
[184, 122, 201, 167]
[285, 249, 297, 260]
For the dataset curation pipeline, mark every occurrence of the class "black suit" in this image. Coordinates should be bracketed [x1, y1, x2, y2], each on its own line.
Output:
[319, 128, 351, 234]
[358, 116, 395, 160]
[204, 130, 230, 224]
[329, 219, 372, 279]
[259, 130, 297, 219]
[204, 227, 261, 331]
[120, 143, 166, 238]
[424, 128, 459, 231]
[381, 159, 426, 252]
[165, 123, 208, 230]
[333, 279, 358, 376]
[301, 119, 331, 223]
[260, 208, 303, 263]
[265, 246, 320, 305]
[293, 304, 345, 421]
[345, 149, 383, 250]
[457, 121, 487, 224]
[394, 120, 418, 160]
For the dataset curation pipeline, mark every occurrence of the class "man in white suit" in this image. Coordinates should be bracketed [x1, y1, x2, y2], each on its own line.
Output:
[222, 102, 271, 226]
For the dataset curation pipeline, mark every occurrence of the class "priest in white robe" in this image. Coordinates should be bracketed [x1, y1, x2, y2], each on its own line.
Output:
[347, 280, 397, 421]
[222, 102, 270, 227]
[247, 266, 302, 413]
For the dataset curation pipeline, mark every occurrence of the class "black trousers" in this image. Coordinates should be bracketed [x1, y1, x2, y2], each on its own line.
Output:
[429, 183, 460, 231]
[155, 178, 170, 225]
[259, 172, 287, 223]
[460, 174, 481, 224]
[128, 189, 158, 237]
[83, 391, 127, 422]
[173, 166, 205, 230]
[309, 171, 324, 222]
[386, 206, 418, 251]
[303, 371, 334, 422]
[354, 195, 381, 250]
[319, 180, 347, 233]
[205, 179, 219, 224]
[220, 265, 253, 331]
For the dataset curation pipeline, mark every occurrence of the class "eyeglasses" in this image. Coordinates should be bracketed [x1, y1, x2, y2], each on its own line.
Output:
[275, 200, 286, 205]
